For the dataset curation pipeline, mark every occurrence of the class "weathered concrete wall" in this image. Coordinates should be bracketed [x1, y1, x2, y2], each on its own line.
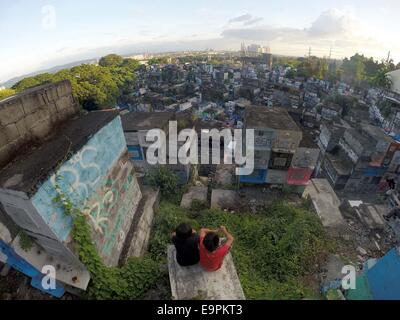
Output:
[254, 130, 275, 149]
[31, 117, 127, 241]
[28, 116, 141, 266]
[0, 81, 80, 168]
[85, 152, 142, 266]
[266, 169, 288, 184]
[254, 149, 271, 169]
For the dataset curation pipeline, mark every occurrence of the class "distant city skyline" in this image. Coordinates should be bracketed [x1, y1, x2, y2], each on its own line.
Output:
[1, 0, 400, 83]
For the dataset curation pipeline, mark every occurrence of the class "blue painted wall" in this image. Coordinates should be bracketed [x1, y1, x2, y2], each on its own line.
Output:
[127, 145, 144, 161]
[239, 169, 267, 184]
[0, 239, 65, 298]
[31, 116, 127, 242]
[367, 248, 400, 300]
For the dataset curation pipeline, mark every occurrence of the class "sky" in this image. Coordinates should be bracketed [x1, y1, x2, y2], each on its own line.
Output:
[1, 0, 400, 83]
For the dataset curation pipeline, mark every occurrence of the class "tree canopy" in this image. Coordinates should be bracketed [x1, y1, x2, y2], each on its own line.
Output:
[98, 54, 124, 67]
[278, 53, 398, 89]
[0, 88, 16, 100]
[12, 54, 139, 110]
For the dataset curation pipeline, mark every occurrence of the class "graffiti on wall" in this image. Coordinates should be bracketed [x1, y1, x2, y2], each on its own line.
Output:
[32, 116, 128, 242]
[82, 152, 142, 265]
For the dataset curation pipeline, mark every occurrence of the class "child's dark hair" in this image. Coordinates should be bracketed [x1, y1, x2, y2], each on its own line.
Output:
[175, 223, 193, 240]
[203, 232, 219, 252]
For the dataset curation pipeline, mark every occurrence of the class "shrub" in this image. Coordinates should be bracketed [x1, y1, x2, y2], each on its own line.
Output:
[146, 167, 178, 195]
[71, 212, 163, 300]
[19, 231, 34, 252]
[149, 201, 327, 300]
[54, 188, 163, 300]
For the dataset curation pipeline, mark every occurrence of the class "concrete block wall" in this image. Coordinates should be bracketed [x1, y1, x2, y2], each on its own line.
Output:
[0, 116, 144, 268]
[29, 116, 139, 266]
[0, 80, 80, 168]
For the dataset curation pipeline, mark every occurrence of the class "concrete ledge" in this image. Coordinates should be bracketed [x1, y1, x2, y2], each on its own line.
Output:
[303, 179, 346, 228]
[11, 233, 90, 291]
[167, 245, 245, 300]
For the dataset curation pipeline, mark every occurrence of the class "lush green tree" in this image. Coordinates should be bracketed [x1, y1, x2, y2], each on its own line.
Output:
[98, 54, 124, 67]
[0, 88, 16, 100]
[326, 94, 358, 116]
[12, 73, 54, 92]
[121, 58, 140, 70]
[50, 64, 119, 110]
[285, 69, 296, 79]
[148, 57, 169, 65]
[11, 54, 139, 111]
[371, 66, 393, 89]
[341, 54, 366, 83]
[146, 166, 179, 198]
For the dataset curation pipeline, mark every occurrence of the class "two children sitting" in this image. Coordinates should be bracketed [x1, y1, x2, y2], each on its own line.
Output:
[172, 223, 234, 271]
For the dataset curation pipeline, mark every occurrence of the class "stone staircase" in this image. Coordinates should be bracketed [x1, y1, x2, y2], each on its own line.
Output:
[118, 186, 160, 266]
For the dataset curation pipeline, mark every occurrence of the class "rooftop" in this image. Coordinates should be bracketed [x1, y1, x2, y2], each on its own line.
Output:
[346, 128, 377, 151]
[323, 103, 343, 112]
[362, 124, 393, 144]
[325, 150, 353, 176]
[0, 111, 119, 195]
[121, 111, 174, 131]
[299, 131, 318, 148]
[245, 106, 301, 131]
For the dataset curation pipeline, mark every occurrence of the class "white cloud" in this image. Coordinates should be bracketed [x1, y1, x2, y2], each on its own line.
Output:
[229, 14, 253, 23]
[221, 8, 397, 61]
[307, 8, 360, 38]
[229, 14, 263, 26]
[244, 17, 263, 26]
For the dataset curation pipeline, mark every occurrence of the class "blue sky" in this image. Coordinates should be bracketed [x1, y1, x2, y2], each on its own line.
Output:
[1, 0, 400, 83]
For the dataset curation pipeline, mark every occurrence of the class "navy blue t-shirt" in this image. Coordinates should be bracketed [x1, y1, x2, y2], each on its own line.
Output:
[172, 234, 200, 266]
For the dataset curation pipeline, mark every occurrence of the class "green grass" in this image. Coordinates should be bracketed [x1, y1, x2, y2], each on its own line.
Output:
[148, 201, 328, 300]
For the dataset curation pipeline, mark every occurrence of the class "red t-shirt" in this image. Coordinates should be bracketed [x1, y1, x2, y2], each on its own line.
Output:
[199, 235, 231, 272]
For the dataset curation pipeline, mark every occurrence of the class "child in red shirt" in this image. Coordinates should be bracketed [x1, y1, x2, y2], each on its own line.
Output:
[199, 226, 234, 272]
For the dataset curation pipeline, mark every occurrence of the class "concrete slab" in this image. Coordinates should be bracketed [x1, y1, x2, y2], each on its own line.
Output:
[167, 245, 245, 300]
[180, 186, 208, 209]
[211, 189, 239, 210]
[303, 179, 346, 228]
[11, 233, 90, 291]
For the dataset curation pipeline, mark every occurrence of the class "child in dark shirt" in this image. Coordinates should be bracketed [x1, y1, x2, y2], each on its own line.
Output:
[172, 223, 200, 267]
